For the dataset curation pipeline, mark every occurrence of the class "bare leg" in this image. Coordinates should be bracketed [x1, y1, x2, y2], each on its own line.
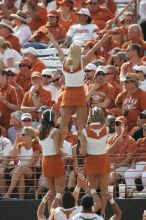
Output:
[99, 174, 109, 216]
[46, 177, 56, 213]
[0, 167, 6, 194]
[60, 106, 73, 147]
[18, 174, 25, 199]
[75, 106, 87, 134]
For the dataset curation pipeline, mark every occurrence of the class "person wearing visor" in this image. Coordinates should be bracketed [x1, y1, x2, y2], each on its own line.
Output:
[87, 65, 115, 115]
[106, 116, 136, 188]
[84, 63, 97, 93]
[116, 73, 146, 130]
[133, 65, 146, 91]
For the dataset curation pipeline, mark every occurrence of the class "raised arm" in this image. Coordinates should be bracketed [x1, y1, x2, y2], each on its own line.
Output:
[83, 32, 111, 65]
[48, 32, 65, 63]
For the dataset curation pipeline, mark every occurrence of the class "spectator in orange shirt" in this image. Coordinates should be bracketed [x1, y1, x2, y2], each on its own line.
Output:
[86, 0, 114, 29]
[22, 47, 46, 73]
[0, 19, 20, 52]
[22, 0, 48, 32]
[87, 66, 115, 112]
[98, 0, 116, 14]
[6, 68, 24, 106]
[21, 72, 52, 125]
[115, 73, 146, 130]
[122, 24, 146, 57]
[24, 10, 66, 49]
[58, 0, 77, 31]
[0, 69, 19, 129]
[17, 57, 32, 92]
[120, 44, 143, 81]
[106, 116, 136, 186]
[0, 0, 17, 20]
[84, 63, 97, 94]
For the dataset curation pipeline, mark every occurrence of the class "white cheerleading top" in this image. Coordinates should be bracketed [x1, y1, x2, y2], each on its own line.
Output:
[18, 146, 34, 166]
[63, 58, 85, 87]
[52, 206, 82, 220]
[82, 122, 108, 155]
[39, 128, 58, 156]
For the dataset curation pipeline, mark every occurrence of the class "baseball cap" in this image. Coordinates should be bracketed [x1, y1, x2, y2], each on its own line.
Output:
[37, 105, 50, 113]
[21, 113, 32, 121]
[122, 73, 139, 82]
[22, 47, 38, 56]
[76, 8, 91, 17]
[41, 69, 53, 77]
[18, 57, 32, 67]
[85, 63, 97, 71]
[47, 10, 59, 17]
[31, 71, 41, 79]
[133, 65, 146, 75]
[116, 116, 127, 125]
[96, 65, 107, 74]
[5, 68, 18, 74]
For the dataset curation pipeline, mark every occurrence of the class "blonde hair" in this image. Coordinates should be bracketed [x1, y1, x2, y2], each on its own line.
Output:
[22, 126, 39, 143]
[0, 36, 11, 49]
[64, 43, 82, 71]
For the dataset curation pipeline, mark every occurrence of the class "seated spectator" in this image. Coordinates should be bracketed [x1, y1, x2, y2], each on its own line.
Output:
[0, 127, 13, 195]
[7, 111, 23, 144]
[0, 69, 19, 129]
[21, 72, 52, 127]
[22, 47, 46, 73]
[17, 57, 32, 92]
[24, 10, 66, 49]
[86, 0, 114, 29]
[6, 67, 24, 106]
[0, 37, 21, 68]
[106, 116, 136, 187]
[115, 73, 146, 130]
[122, 24, 146, 57]
[132, 110, 146, 141]
[11, 10, 32, 46]
[120, 44, 143, 81]
[112, 51, 127, 77]
[58, 0, 77, 31]
[3, 127, 41, 199]
[0, 0, 17, 20]
[124, 122, 146, 197]
[64, 8, 98, 47]
[84, 63, 97, 93]
[41, 69, 58, 105]
[21, 113, 33, 128]
[133, 65, 146, 91]
[0, 19, 20, 52]
[22, 0, 48, 32]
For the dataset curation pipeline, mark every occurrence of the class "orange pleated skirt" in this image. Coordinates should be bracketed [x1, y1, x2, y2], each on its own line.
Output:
[61, 86, 87, 106]
[84, 154, 110, 175]
[42, 155, 64, 177]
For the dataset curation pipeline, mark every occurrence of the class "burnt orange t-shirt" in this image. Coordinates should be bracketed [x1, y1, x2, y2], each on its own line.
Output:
[25, 5, 48, 31]
[0, 84, 18, 128]
[107, 134, 136, 164]
[58, 11, 78, 31]
[0, 6, 17, 20]
[17, 72, 32, 92]
[6, 34, 21, 52]
[31, 59, 46, 73]
[12, 84, 24, 106]
[115, 88, 146, 130]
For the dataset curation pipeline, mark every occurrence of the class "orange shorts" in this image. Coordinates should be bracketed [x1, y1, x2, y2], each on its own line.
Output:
[84, 154, 110, 175]
[61, 86, 87, 107]
[42, 155, 64, 177]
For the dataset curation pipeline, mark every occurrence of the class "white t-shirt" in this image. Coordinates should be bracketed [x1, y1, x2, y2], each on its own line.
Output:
[43, 84, 58, 101]
[53, 206, 82, 220]
[13, 23, 32, 46]
[139, 79, 146, 91]
[0, 136, 12, 161]
[67, 24, 98, 45]
[71, 212, 104, 220]
[1, 47, 22, 67]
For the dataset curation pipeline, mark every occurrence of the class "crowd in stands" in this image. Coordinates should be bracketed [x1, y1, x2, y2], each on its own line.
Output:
[0, 0, 146, 219]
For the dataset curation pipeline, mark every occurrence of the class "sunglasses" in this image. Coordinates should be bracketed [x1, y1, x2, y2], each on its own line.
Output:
[89, 2, 98, 5]
[115, 121, 121, 127]
[7, 73, 16, 77]
[124, 80, 135, 84]
[96, 71, 105, 76]
[22, 119, 32, 122]
[84, 70, 93, 73]
[42, 75, 52, 78]
[19, 64, 31, 68]
[21, 133, 29, 136]
[106, 72, 114, 75]
[52, 78, 60, 83]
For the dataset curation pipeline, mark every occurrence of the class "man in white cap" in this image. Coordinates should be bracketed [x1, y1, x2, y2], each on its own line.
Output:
[84, 63, 97, 93]
[22, 47, 46, 73]
[133, 65, 146, 91]
[41, 69, 58, 105]
[64, 8, 99, 47]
